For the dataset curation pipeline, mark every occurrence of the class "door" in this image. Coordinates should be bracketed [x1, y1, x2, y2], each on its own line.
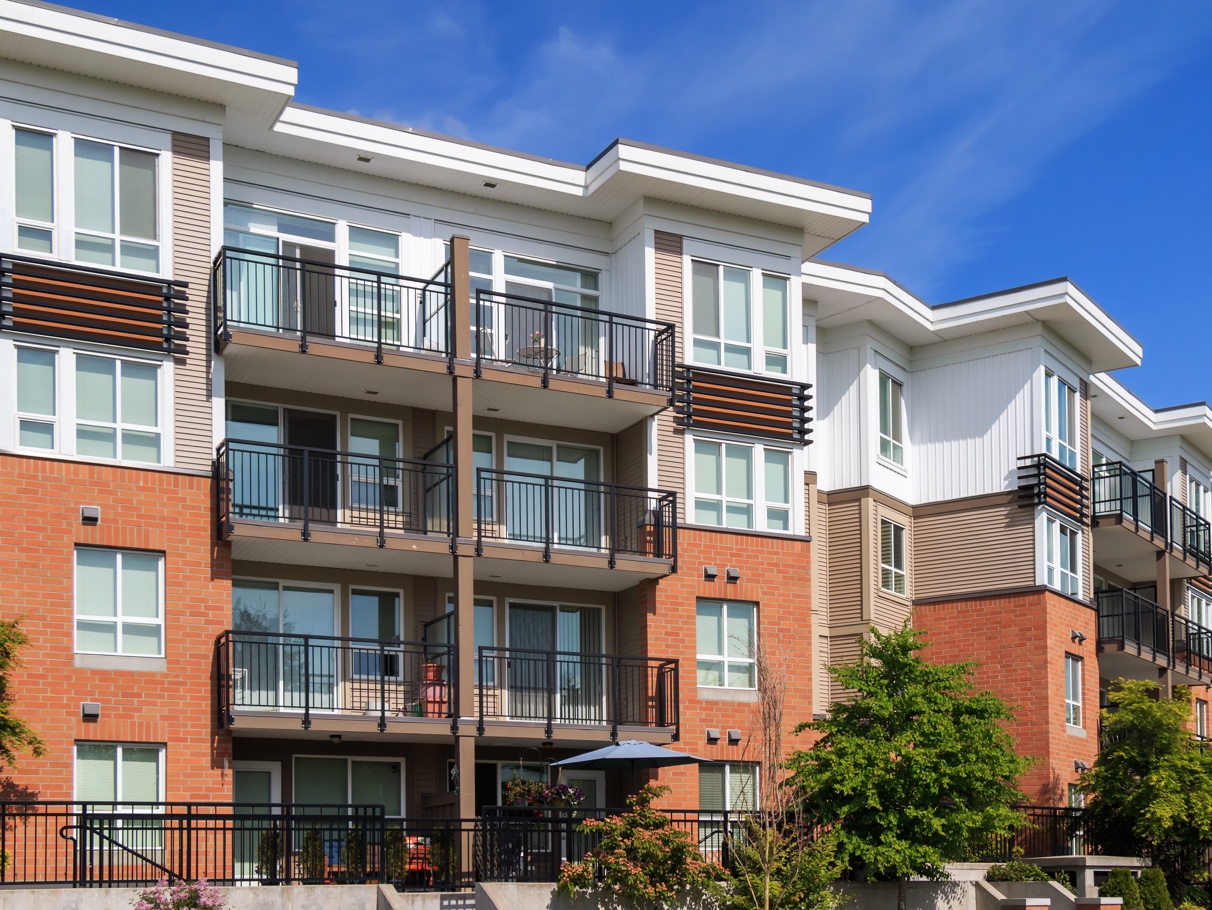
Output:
[226, 402, 280, 520]
[561, 771, 605, 864]
[282, 242, 337, 338]
[233, 763, 281, 882]
[224, 230, 279, 328]
[348, 418, 402, 525]
[507, 603, 603, 723]
[503, 441, 602, 549]
[503, 281, 550, 365]
[284, 409, 338, 524]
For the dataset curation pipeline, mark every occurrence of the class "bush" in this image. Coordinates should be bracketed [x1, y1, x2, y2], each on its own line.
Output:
[1178, 902, 1203, 910]
[255, 828, 281, 880]
[1140, 868, 1175, 910]
[1102, 869, 1146, 910]
[134, 878, 226, 910]
[1053, 872, 1077, 895]
[556, 784, 726, 909]
[297, 827, 326, 882]
[1183, 886, 1212, 909]
[987, 860, 1051, 882]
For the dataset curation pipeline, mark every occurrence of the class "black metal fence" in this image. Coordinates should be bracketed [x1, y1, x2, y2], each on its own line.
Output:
[217, 631, 455, 731]
[216, 439, 454, 544]
[213, 247, 452, 363]
[472, 289, 675, 396]
[973, 805, 1089, 861]
[1097, 588, 1212, 680]
[1093, 461, 1212, 567]
[475, 648, 679, 739]
[474, 468, 677, 566]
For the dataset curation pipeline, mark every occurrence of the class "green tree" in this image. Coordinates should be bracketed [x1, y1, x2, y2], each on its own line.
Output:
[786, 625, 1030, 910]
[0, 619, 44, 771]
[1140, 868, 1175, 910]
[1081, 679, 1212, 896]
[1101, 869, 1145, 910]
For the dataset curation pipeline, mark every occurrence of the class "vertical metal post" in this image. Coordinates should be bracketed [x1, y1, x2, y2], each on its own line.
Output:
[541, 302, 552, 389]
[302, 635, 312, 730]
[610, 655, 620, 742]
[299, 261, 309, 353]
[607, 484, 617, 568]
[379, 642, 388, 732]
[301, 448, 312, 541]
[378, 458, 387, 548]
[79, 803, 89, 888]
[543, 475, 553, 563]
[546, 649, 555, 740]
[375, 273, 384, 364]
[606, 312, 615, 397]
[184, 804, 193, 882]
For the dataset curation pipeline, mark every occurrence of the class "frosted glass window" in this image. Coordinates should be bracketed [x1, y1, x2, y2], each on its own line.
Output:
[15, 129, 54, 253]
[76, 744, 118, 802]
[16, 347, 56, 450]
[74, 140, 115, 234]
[75, 355, 161, 463]
[75, 548, 163, 656]
[693, 440, 789, 532]
[764, 450, 791, 531]
[118, 148, 157, 240]
[696, 600, 756, 689]
[74, 139, 160, 272]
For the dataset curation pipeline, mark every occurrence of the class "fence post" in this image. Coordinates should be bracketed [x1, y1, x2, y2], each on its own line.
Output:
[299, 260, 309, 353]
[543, 475, 553, 563]
[185, 803, 193, 882]
[375, 273, 384, 364]
[303, 635, 312, 730]
[79, 803, 89, 888]
[546, 650, 555, 740]
[283, 805, 293, 885]
[610, 655, 620, 742]
[379, 642, 388, 733]
[378, 458, 387, 548]
[301, 448, 312, 541]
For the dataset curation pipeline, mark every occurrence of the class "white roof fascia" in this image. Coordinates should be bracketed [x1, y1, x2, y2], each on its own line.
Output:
[0, 0, 297, 98]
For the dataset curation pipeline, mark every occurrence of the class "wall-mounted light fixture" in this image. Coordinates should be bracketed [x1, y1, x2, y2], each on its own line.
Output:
[81, 702, 100, 720]
[329, 734, 342, 745]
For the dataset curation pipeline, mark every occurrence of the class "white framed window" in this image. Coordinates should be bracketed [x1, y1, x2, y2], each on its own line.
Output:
[1046, 515, 1081, 596]
[880, 518, 907, 595]
[6, 342, 168, 464]
[474, 432, 495, 520]
[696, 599, 756, 689]
[347, 225, 402, 343]
[690, 260, 788, 374]
[699, 761, 758, 813]
[878, 372, 904, 465]
[75, 742, 164, 803]
[75, 548, 164, 657]
[1197, 699, 1208, 740]
[14, 127, 56, 255]
[1190, 589, 1212, 630]
[1190, 477, 1210, 520]
[691, 438, 793, 532]
[1045, 370, 1078, 470]
[72, 138, 160, 272]
[294, 756, 404, 817]
[1064, 654, 1082, 727]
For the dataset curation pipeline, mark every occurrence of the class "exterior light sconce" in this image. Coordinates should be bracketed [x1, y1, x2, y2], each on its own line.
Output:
[81, 702, 100, 721]
[329, 734, 342, 745]
[1074, 760, 1089, 772]
[703, 566, 719, 581]
[725, 568, 740, 583]
[1071, 629, 1087, 643]
[706, 728, 720, 743]
[81, 505, 100, 525]
[727, 729, 742, 744]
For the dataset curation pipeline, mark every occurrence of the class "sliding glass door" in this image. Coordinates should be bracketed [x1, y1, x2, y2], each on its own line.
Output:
[503, 441, 602, 549]
[507, 603, 604, 723]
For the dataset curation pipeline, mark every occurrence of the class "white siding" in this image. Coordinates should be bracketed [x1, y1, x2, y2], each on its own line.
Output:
[818, 346, 862, 490]
[912, 348, 1036, 502]
[611, 229, 646, 320]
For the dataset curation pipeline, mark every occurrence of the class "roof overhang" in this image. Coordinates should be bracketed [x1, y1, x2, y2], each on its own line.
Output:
[1093, 373, 1212, 456]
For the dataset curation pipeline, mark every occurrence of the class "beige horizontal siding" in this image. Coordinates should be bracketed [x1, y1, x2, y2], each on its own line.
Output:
[913, 500, 1035, 600]
[828, 633, 863, 704]
[654, 231, 684, 518]
[170, 132, 212, 471]
[827, 498, 863, 625]
[616, 420, 647, 489]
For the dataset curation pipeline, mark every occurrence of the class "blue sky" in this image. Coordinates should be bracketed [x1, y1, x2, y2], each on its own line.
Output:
[67, 0, 1212, 408]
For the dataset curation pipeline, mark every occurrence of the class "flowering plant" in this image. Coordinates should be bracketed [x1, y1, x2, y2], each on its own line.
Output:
[529, 330, 546, 344]
[134, 878, 226, 910]
[502, 775, 585, 809]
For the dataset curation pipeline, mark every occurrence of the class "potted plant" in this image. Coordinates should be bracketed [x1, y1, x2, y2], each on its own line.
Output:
[543, 782, 585, 808]
[384, 826, 407, 884]
[256, 826, 282, 883]
[341, 824, 367, 882]
[298, 827, 326, 883]
[529, 330, 546, 350]
[502, 775, 547, 807]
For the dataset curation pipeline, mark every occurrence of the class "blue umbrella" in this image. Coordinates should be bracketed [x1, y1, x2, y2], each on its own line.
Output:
[551, 740, 712, 771]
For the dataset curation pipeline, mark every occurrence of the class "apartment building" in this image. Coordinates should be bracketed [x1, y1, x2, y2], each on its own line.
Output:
[0, 1, 1209, 881]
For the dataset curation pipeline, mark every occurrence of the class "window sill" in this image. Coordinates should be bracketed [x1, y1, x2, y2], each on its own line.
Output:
[878, 587, 910, 601]
[74, 653, 167, 673]
[1065, 723, 1086, 738]
[697, 686, 758, 703]
[876, 455, 908, 477]
[0, 447, 191, 474]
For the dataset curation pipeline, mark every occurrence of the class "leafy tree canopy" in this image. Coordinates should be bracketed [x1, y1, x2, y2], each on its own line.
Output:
[0, 619, 44, 771]
[787, 625, 1030, 910]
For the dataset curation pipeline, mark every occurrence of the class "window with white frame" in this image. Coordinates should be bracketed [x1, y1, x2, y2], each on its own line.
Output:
[14, 128, 55, 254]
[10, 343, 166, 463]
[76, 742, 163, 802]
[878, 372, 904, 465]
[692, 439, 793, 532]
[294, 756, 404, 817]
[880, 518, 907, 595]
[1045, 370, 1078, 470]
[1064, 654, 1082, 727]
[1198, 699, 1208, 740]
[1190, 477, 1210, 520]
[690, 261, 789, 374]
[72, 138, 160, 272]
[75, 548, 164, 657]
[696, 599, 756, 689]
[1190, 588, 1212, 630]
[347, 226, 402, 343]
[1046, 515, 1081, 596]
[699, 762, 758, 813]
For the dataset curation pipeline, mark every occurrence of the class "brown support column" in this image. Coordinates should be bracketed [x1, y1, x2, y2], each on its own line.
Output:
[1156, 458, 1173, 698]
[448, 236, 478, 824]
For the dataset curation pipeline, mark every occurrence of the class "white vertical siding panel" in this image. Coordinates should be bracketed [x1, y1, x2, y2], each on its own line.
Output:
[610, 231, 645, 320]
[912, 348, 1036, 502]
[818, 347, 862, 490]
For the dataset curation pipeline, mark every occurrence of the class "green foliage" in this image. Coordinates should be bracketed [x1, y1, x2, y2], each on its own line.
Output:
[341, 825, 366, 879]
[0, 619, 44, 771]
[556, 784, 726, 909]
[1081, 680, 1212, 891]
[987, 860, 1051, 882]
[1101, 869, 1146, 910]
[724, 813, 845, 910]
[1178, 902, 1203, 910]
[1140, 868, 1175, 910]
[787, 625, 1030, 900]
[1053, 872, 1077, 895]
[297, 827, 326, 881]
[1183, 886, 1212, 909]
[384, 828, 406, 882]
[256, 827, 281, 880]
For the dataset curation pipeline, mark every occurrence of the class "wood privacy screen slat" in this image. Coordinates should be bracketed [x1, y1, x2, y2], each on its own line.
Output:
[1, 255, 188, 355]
[674, 364, 812, 443]
[1016, 453, 1088, 525]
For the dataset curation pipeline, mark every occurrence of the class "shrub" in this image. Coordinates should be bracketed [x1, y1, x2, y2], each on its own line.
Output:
[342, 825, 367, 879]
[134, 878, 226, 910]
[1053, 872, 1077, 895]
[1102, 869, 1146, 910]
[556, 784, 726, 909]
[987, 860, 1051, 882]
[255, 828, 281, 880]
[1140, 868, 1175, 910]
[1178, 903, 1203, 910]
[1183, 886, 1212, 909]
[297, 827, 326, 882]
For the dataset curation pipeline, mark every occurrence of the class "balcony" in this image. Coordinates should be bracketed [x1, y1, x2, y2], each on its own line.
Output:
[474, 647, 679, 742]
[470, 289, 675, 433]
[1096, 588, 1212, 685]
[216, 439, 454, 575]
[1092, 462, 1212, 580]
[212, 247, 454, 408]
[217, 631, 455, 736]
[473, 468, 677, 589]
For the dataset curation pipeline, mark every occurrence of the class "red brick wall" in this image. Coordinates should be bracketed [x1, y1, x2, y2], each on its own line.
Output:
[0, 455, 232, 801]
[915, 589, 1098, 804]
[643, 528, 814, 807]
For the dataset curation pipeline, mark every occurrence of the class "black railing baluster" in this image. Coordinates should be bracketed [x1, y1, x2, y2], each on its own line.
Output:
[610, 655, 620, 741]
[375, 273, 384, 364]
[543, 474, 553, 563]
[302, 634, 311, 730]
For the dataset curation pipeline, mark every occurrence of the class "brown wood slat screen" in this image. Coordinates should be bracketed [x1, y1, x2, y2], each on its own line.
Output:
[1017, 453, 1088, 525]
[1, 255, 188, 355]
[674, 364, 812, 443]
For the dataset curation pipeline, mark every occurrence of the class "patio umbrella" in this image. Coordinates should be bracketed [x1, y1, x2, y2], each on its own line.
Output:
[552, 739, 712, 772]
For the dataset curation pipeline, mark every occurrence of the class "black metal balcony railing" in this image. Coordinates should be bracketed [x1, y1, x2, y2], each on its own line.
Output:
[475, 646, 679, 740]
[1093, 462, 1212, 566]
[474, 468, 677, 567]
[213, 247, 453, 365]
[217, 631, 455, 733]
[1096, 588, 1212, 679]
[974, 805, 1089, 861]
[216, 439, 454, 545]
[472, 289, 675, 397]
